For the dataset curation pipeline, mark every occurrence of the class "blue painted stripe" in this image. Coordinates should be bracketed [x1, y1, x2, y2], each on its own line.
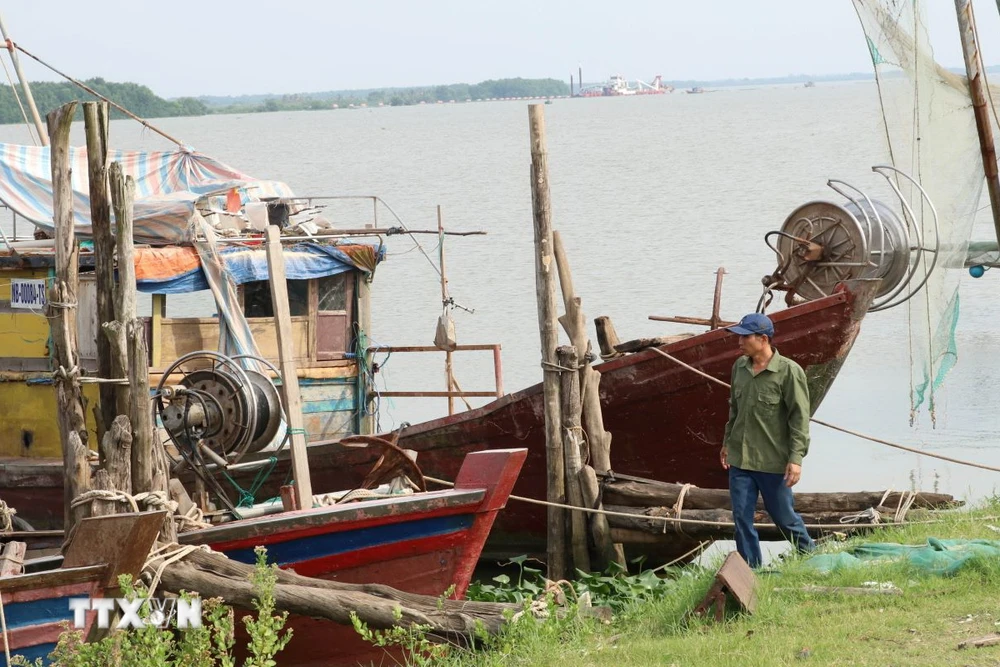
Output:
[13, 642, 57, 665]
[301, 398, 355, 414]
[3, 595, 76, 630]
[223, 514, 474, 566]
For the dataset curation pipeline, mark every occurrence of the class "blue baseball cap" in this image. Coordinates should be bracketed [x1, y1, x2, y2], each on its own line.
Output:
[727, 313, 774, 337]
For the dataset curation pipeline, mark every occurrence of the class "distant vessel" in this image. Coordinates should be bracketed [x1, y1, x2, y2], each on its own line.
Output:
[804, 81, 816, 88]
[685, 87, 705, 94]
[577, 74, 672, 97]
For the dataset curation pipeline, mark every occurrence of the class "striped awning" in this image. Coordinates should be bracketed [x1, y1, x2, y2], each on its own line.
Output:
[0, 143, 295, 245]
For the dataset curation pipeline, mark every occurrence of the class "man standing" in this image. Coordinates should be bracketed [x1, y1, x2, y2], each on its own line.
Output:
[721, 312, 815, 568]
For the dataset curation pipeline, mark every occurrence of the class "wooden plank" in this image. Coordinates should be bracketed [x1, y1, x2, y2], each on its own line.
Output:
[773, 585, 902, 596]
[46, 101, 91, 532]
[692, 551, 756, 621]
[0, 570, 104, 599]
[528, 103, 567, 580]
[265, 224, 313, 508]
[959, 634, 1000, 649]
[63, 511, 166, 588]
[150, 293, 166, 368]
[157, 317, 311, 365]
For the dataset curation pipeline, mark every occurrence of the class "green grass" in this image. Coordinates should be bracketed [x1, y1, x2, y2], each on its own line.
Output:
[442, 500, 1000, 667]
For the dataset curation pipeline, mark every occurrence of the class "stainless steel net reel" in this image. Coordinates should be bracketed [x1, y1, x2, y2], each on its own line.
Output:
[760, 165, 940, 312]
[155, 351, 287, 514]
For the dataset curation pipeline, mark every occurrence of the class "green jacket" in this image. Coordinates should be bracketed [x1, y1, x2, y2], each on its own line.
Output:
[722, 349, 810, 474]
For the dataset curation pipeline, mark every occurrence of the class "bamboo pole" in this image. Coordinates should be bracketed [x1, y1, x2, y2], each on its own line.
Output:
[266, 224, 313, 509]
[47, 101, 91, 532]
[83, 101, 116, 448]
[528, 104, 567, 580]
[956, 0, 1000, 245]
[0, 14, 46, 145]
[558, 345, 590, 573]
[438, 205, 455, 416]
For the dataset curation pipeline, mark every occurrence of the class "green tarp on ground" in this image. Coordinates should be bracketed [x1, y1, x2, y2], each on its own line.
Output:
[802, 539, 1000, 576]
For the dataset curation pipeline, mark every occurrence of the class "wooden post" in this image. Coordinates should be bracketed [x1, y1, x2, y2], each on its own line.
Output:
[594, 316, 623, 360]
[438, 205, 455, 416]
[956, 0, 1000, 245]
[100, 414, 133, 498]
[558, 345, 590, 573]
[151, 293, 166, 368]
[528, 104, 567, 580]
[83, 101, 116, 449]
[266, 224, 313, 509]
[357, 272, 375, 435]
[552, 231, 623, 568]
[710, 267, 727, 330]
[108, 164, 150, 493]
[47, 101, 92, 532]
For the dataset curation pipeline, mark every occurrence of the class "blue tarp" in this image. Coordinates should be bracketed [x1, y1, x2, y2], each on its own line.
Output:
[136, 242, 384, 294]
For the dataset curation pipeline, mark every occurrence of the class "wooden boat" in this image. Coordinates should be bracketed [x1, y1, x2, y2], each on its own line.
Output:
[217, 279, 881, 559]
[184, 447, 524, 666]
[0, 512, 163, 666]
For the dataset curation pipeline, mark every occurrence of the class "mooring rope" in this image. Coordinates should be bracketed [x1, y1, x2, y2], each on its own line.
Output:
[142, 543, 213, 599]
[645, 346, 1000, 474]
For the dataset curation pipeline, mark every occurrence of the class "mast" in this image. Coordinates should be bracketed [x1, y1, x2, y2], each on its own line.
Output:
[0, 14, 47, 146]
[956, 0, 1000, 244]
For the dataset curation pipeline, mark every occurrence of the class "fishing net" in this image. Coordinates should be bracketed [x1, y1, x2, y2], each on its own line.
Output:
[853, 0, 987, 424]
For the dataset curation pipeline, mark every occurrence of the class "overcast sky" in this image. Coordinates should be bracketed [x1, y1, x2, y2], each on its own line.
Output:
[3, 1, 1000, 98]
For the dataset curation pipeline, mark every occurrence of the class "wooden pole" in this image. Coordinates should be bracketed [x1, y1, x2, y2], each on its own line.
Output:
[558, 345, 590, 573]
[83, 101, 116, 449]
[47, 101, 91, 532]
[956, 0, 1000, 245]
[710, 267, 726, 330]
[0, 14, 46, 145]
[528, 103, 567, 580]
[358, 273, 375, 435]
[108, 164, 149, 492]
[438, 205, 454, 416]
[552, 231, 623, 568]
[266, 224, 314, 509]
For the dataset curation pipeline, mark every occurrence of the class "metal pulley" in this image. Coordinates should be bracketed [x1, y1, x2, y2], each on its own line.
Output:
[761, 165, 939, 312]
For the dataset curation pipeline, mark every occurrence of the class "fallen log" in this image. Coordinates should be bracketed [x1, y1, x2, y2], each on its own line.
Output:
[604, 505, 896, 542]
[603, 477, 958, 513]
[150, 546, 519, 639]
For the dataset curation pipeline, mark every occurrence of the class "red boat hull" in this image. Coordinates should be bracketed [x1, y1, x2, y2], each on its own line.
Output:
[254, 280, 879, 559]
[183, 448, 526, 667]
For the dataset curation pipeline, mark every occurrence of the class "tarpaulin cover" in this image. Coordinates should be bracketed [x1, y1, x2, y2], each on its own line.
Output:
[0, 143, 295, 245]
[134, 242, 383, 294]
[801, 538, 1000, 576]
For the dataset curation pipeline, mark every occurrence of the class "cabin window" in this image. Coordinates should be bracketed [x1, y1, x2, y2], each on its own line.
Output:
[242, 280, 310, 318]
[316, 272, 355, 360]
[317, 273, 349, 311]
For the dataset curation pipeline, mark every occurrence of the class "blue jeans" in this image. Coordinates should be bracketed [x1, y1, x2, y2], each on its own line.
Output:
[729, 466, 815, 568]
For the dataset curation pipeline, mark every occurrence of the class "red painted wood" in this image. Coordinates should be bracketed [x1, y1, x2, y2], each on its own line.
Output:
[6, 621, 70, 651]
[199, 492, 483, 553]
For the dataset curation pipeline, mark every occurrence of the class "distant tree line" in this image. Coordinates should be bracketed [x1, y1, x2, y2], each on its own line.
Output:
[0, 77, 570, 126]
[0, 78, 208, 125]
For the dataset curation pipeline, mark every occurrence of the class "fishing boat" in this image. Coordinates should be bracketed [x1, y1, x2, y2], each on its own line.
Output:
[0, 140, 945, 566]
[0, 511, 164, 666]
